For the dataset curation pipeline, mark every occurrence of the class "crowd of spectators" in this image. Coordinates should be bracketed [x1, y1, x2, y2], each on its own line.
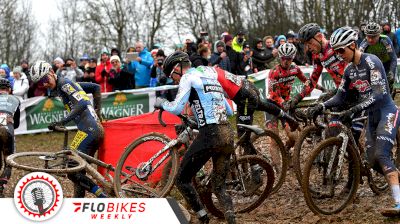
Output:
[1, 22, 399, 100]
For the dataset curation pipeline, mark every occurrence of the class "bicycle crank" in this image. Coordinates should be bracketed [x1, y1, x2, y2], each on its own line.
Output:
[135, 162, 152, 181]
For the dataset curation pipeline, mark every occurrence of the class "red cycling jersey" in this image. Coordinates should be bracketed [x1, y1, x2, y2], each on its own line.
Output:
[268, 64, 310, 107]
[302, 42, 347, 96]
[215, 67, 243, 99]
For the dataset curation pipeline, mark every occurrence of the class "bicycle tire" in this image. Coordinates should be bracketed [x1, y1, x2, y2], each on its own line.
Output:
[0, 150, 4, 176]
[366, 166, 388, 194]
[293, 125, 322, 187]
[114, 132, 179, 198]
[160, 146, 186, 188]
[6, 151, 86, 174]
[246, 130, 286, 194]
[302, 137, 361, 215]
[199, 155, 275, 218]
[395, 129, 400, 168]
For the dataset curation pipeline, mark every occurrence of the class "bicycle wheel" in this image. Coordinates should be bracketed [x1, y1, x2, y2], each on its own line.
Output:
[244, 130, 286, 194]
[366, 166, 388, 194]
[114, 132, 179, 198]
[302, 137, 361, 215]
[293, 125, 323, 187]
[199, 155, 275, 218]
[6, 151, 86, 174]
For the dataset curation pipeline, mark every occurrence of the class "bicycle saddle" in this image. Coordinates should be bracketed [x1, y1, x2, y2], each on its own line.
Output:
[237, 124, 264, 135]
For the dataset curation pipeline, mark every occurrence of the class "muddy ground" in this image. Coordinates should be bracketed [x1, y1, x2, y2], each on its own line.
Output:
[5, 113, 400, 224]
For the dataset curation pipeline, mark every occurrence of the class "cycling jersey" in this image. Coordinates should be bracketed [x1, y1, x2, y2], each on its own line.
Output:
[323, 53, 399, 175]
[300, 42, 347, 96]
[162, 66, 232, 128]
[268, 64, 310, 107]
[359, 35, 397, 79]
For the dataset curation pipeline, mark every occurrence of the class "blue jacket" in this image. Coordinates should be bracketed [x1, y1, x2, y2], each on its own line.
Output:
[127, 48, 154, 87]
[0, 64, 15, 87]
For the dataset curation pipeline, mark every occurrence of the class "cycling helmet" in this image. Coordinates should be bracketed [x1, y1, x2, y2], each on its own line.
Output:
[30, 60, 52, 83]
[278, 43, 297, 58]
[330, 27, 358, 50]
[298, 23, 321, 42]
[163, 51, 190, 76]
[0, 78, 11, 89]
[364, 22, 382, 35]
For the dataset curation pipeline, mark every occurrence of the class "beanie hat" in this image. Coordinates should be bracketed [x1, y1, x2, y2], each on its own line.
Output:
[54, 57, 64, 65]
[110, 55, 121, 63]
[224, 35, 233, 43]
[13, 66, 22, 74]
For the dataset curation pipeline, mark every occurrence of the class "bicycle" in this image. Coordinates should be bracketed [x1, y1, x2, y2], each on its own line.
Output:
[113, 109, 275, 218]
[301, 111, 390, 215]
[6, 126, 157, 198]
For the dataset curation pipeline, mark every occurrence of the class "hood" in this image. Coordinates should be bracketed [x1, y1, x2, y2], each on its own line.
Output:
[0, 64, 11, 78]
[214, 40, 225, 53]
[275, 35, 287, 46]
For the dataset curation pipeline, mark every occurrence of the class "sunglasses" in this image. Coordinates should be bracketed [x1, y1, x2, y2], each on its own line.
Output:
[334, 47, 346, 54]
[37, 75, 50, 88]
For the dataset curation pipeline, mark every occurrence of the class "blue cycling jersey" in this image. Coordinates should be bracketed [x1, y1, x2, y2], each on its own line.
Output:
[324, 53, 394, 113]
[161, 66, 233, 128]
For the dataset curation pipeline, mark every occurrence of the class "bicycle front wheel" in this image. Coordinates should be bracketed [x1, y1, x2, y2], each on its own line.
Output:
[247, 130, 287, 194]
[114, 132, 179, 198]
[200, 155, 275, 218]
[6, 151, 86, 174]
[302, 137, 361, 215]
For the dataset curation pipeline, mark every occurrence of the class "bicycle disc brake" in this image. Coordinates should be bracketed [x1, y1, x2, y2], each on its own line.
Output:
[136, 162, 152, 181]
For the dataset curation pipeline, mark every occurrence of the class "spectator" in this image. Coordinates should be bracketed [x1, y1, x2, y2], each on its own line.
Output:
[190, 44, 210, 68]
[252, 38, 271, 71]
[286, 32, 295, 43]
[109, 55, 134, 91]
[57, 58, 84, 82]
[111, 47, 121, 59]
[79, 54, 90, 71]
[263, 36, 279, 69]
[290, 33, 307, 65]
[53, 57, 64, 73]
[126, 41, 154, 88]
[224, 34, 239, 74]
[150, 50, 166, 87]
[12, 66, 29, 101]
[82, 58, 97, 83]
[396, 28, 400, 57]
[210, 40, 231, 72]
[232, 30, 246, 53]
[150, 49, 158, 60]
[95, 49, 113, 92]
[184, 37, 197, 56]
[20, 59, 35, 98]
[382, 22, 399, 56]
[0, 64, 14, 87]
[237, 42, 254, 77]
[275, 35, 286, 47]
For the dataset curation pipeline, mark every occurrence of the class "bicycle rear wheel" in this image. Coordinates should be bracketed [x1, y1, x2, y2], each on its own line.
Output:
[199, 155, 275, 218]
[293, 125, 323, 187]
[244, 130, 286, 194]
[114, 132, 179, 198]
[6, 151, 86, 174]
[302, 137, 360, 215]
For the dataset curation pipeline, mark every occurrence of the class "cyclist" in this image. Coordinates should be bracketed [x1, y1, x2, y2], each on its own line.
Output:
[267, 43, 318, 149]
[359, 22, 397, 94]
[154, 51, 235, 224]
[30, 60, 106, 198]
[308, 27, 400, 216]
[0, 78, 20, 197]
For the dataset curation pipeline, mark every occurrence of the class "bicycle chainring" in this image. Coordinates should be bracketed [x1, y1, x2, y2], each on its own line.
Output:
[136, 162, 152, 180]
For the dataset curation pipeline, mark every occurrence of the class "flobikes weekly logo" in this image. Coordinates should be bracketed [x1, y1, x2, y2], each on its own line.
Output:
[14, 172, 63, 221]
[72, 201, 146, 220]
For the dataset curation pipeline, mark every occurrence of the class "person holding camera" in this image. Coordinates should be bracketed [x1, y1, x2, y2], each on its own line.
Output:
[232, 30, 246, 53]
[210, 41, 231, 72]
[150, 50, 166, 87]
[95, 49, 114, 92]
[56, 58, 84, 82]
[108, 55, 134, 91]
[237, 42, 254, 77]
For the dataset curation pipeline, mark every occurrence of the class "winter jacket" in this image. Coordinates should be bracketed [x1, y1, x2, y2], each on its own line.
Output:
[13, 72, 29, 101]
[95, 60, 114, 92]
[225, 45, 239, 75]
[252, 46, 272, 71]
[127, 48, 154, 88]
[190, 54, 209, 68]
[109, 67, 135, 91]
[232, 36, 245, 53]
[210, 41, 231, 72]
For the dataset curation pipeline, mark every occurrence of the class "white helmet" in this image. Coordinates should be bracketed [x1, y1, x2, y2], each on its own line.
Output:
[364, 22, 381, 35]
[330, 27, 358, 50]
[278, 43, 297, 58]
[30, 60, 52, 83]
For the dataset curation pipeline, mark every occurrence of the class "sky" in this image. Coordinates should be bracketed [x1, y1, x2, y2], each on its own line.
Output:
[31, 0, 58, 33]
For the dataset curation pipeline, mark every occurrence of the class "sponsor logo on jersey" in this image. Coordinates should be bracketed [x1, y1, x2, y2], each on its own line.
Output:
[204, 84, 223, 93]
[370, 69, 382, 83]
[61, 83, 76, 94]
[321, 55, 337, 67]
[350, 79, 371, 92]
[365, 56, 375, 69]
[192, 100, 205, 126]
[384, 112, 396, 134]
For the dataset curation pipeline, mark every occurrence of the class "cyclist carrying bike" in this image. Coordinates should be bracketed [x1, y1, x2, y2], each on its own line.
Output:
[359, 22, 397, 94]
[308, 27, 400, 215]
[154, 51, 235, 224]
[0, 78, 20, 197]
[30, 61, 106, 198]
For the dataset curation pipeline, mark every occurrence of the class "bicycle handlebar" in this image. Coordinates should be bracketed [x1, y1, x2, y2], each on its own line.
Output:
[53, 126, 68, 132]
[157, 108, 198, 129]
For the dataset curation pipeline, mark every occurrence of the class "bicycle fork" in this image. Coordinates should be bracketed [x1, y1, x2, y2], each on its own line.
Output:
[326, 132, 349, 195]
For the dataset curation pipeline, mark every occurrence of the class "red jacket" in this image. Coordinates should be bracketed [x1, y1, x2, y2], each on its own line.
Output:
[95, 60, 113, 92]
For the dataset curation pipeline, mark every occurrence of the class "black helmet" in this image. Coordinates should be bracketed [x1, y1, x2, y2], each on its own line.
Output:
[0, 78, 11, 89]
[298, 23, 321, 42]
[364, 22, 381, 35]
[163, 51, 190, 76]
